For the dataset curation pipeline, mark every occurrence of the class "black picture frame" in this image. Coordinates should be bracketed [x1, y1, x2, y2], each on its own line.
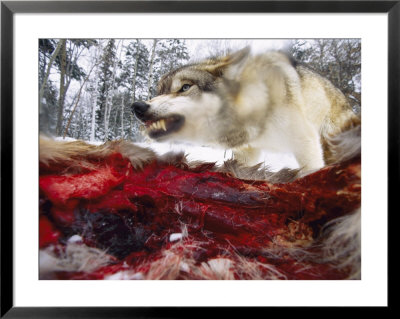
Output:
[1, 1, 396, 317]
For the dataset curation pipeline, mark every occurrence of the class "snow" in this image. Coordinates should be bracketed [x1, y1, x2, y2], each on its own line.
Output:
[54, 136, 104, 145]
[137, 141, 233, 165]
[139, 141, 299, 172]
[53, 136, 299, 171]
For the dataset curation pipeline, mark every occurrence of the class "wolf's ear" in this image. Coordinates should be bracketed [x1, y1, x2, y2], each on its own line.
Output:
[205, 46, 250, 78]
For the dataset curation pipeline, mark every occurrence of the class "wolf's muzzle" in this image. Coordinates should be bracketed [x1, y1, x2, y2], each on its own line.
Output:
[132, 101, 150, 121]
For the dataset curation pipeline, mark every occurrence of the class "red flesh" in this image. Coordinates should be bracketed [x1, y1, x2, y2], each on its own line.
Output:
[39, 152, 361, 280]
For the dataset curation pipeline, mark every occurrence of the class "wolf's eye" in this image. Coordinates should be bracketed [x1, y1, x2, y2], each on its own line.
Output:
[180, 84, 191, 92]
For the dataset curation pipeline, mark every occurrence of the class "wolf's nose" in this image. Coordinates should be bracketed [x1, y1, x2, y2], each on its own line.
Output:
[132, 101, 150, 119]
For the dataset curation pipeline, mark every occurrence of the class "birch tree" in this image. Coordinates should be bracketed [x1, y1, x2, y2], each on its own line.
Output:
[147, 39, 158, 99]
[56, 39, 67, 136]
[63, 59, 100, 138]
[39, 40, 63, 112]
[39, 39, 60, 134]
[41, 39, 97, 136]
[96, 40, 116, 140]
[119, 40, 149, 140]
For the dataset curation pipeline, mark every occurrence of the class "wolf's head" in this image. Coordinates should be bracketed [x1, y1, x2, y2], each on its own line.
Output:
[131, 47, 250, 145]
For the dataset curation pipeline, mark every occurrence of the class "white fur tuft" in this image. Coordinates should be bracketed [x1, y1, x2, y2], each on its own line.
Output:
[320, 209, 361, 279]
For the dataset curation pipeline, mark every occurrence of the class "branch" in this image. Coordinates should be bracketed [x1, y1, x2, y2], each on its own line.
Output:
[39, 40, 63, 112]
[62, 61, 99, 139]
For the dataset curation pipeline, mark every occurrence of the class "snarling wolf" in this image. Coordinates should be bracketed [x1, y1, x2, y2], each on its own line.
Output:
[132, 47, 360, 172]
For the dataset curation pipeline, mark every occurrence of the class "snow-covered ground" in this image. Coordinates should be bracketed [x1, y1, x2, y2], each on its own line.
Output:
[54, 137, 299, 171]
[138, 141, 299, 172]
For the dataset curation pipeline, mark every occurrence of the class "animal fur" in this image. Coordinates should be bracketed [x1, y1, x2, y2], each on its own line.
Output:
[39, 136, 156, 172]
[39, 126, 361, 280]
[132, 47, 360, 172]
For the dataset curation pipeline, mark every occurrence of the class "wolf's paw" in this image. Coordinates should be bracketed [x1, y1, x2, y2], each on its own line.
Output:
[232, 146, 261, 167]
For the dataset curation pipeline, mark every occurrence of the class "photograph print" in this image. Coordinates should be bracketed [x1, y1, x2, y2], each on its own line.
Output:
[38, 38, 361, 280]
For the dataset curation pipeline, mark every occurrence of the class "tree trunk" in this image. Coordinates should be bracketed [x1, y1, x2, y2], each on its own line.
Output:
[56, 40, 67, 136]
[104, 41, 122, 141]
[90, 90, 97, 142]
[147, 39, 158, 99]
[104, 82, 110, 140]
[121, 94, 125, 138]
[63, 61, 98, 138]
[39, 40, 63, 113]
[131, 40, 140, 103]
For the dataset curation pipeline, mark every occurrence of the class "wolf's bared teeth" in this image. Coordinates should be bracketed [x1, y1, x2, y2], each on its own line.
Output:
[148, 120, 167, 131]
[147, 114, 184, 139]
[160, 119, 167, 131]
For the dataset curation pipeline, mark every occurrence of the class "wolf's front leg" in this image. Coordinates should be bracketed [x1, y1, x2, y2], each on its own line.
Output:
[232, 145, 262, 166]
[291, 125, 325, 172]
[295, 145, 325, 172]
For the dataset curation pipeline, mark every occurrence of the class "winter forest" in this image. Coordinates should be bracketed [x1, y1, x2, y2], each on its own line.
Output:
[39, 39, 361, 143]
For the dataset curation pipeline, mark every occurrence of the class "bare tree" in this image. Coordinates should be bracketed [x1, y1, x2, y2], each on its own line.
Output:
[63, 60, 99, 138]
[56, 39, 67, 136]
[39, 40, 63, 113]
[103, 40, 122, 140]
[147, 39, 158, 99]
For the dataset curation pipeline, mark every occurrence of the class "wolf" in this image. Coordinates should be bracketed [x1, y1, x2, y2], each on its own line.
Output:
[132, 47, 360, 171]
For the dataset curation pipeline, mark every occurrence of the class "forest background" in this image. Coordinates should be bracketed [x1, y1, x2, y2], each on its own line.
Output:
[39, 38, 361, 143]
